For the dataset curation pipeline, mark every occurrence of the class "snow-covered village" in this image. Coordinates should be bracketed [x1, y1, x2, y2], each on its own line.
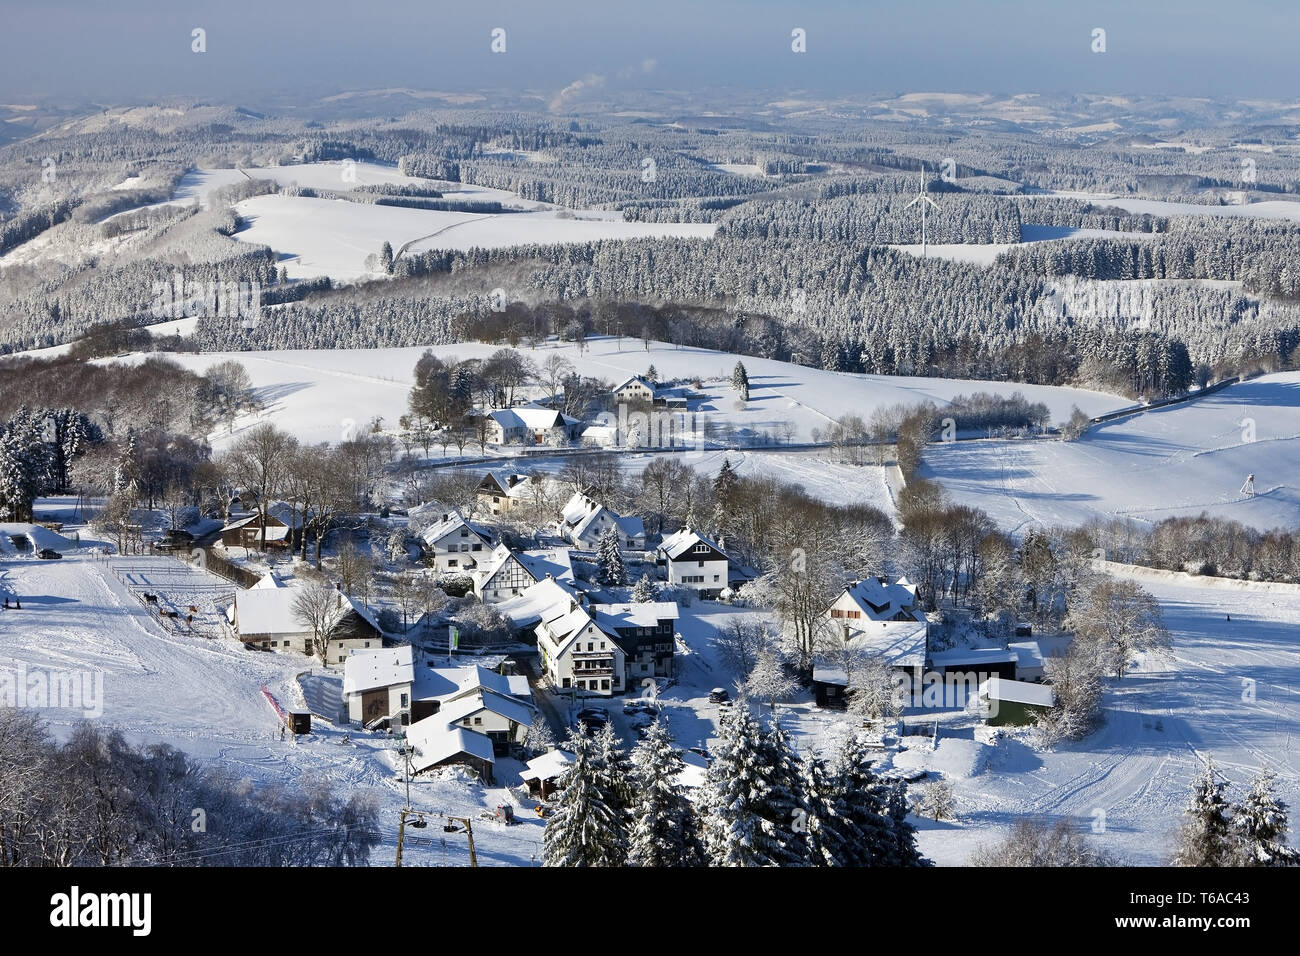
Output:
[1, 6, 1299, 919]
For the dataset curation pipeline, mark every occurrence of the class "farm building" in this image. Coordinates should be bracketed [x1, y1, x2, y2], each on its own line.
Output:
[230, 583, 383, 663]
[1008, 641, 1047, 682]
[485, 405, 583, 445]
[979, 677, 1056, 726]
[406, 723, 496, 782]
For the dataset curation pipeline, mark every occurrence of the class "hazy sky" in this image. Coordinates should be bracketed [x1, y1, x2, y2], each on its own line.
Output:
[0, 0, 1295, 105]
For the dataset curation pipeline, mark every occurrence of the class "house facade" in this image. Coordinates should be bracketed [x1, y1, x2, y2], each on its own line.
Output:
[476, 471, 535, 515]
[593, 602, 679, 681]
[657, 527, 729, 599]
[231, 584, 384, 664]
[420, 509, 493, 573]
[486, 406, 583, 445]
[535, 599, 626, 696]
[557, 492, 646, 550]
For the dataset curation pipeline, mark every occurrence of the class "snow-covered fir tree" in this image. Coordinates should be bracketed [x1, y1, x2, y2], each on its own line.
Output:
[631, 572, 659, 603]
[386, 525, 408, 563]
[627, 720, 703, 867]
[731, 361, 750, 401]
[1232, 768, 1299, 866]
[543, 731, 628, 867]
[596, 525, 627, 586]
[1173, 757, 1242, 867]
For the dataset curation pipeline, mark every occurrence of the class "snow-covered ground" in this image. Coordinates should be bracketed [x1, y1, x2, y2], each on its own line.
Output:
[104, 337, 1126, 452]
[915, 567, 1300, 866]
[0, 548, 546, 867]
[922, 371, 1300, 533]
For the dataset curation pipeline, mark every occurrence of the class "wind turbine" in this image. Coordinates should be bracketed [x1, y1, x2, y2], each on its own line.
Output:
[905, 163, 939, 257]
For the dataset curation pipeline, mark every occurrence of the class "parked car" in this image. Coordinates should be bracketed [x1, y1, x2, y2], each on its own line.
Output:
[574, 708, 608, 735]
[708, 687, 730, 704]
[36, 549, 62, 560]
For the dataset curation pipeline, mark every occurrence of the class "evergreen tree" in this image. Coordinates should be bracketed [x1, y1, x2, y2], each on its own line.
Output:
[1232, 768, 1300, 866]
[631, 573, 658, 603]
[543, 732, 627, 867]
[627, 720, 703, 867]
[731, 361, 750, 401]
[754, 721, 812, 866]
[379, 241, 394, 274]
[1173, 757, 1242, 867]
[596, 525, 627, 586]
[645, 364, 658, 384]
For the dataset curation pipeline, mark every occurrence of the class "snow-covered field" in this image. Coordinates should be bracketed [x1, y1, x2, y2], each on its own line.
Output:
[107, 337, 1126, 452]
[914, 566, 1300, 866]
[921, 371, 1300, 533]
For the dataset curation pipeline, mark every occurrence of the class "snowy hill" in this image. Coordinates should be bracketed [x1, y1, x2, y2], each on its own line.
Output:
[922, 371, 1300, 533]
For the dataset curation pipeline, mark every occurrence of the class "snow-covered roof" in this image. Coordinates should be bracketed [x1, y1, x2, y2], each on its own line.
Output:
[497, 577, 583, 629]
[613, 376, 655, 394]
[343, 645, 414, 696]
[979, 676, 1056, 708]
[507, 674, 532, 699]
[929, 647, 1018, 668]
[1008, 641, 1046, 669]
[488, 405, 577, 432]
[479, 470, 533, 498]
[658, 527, 725, 561]
[407, 722, 495, 773]
[593, 602, 679, 631]
[220, 514, 259, 533]
[520, 748, 574, 783]
[235, 585, 379, 638]
[840, 577, 923, 622]
[843, 619, 929, 669]
[420, 508, 489, 547]
[812, 665, 849, 686]
[518, 548, 575, 584]
[439, 688, 536, 729]
[251, 571, 283, 590]
[537, 600, 598, 653]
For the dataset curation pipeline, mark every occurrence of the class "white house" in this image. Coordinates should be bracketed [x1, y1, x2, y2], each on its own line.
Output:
[657, 527, 729, 599]
[438, 688, 536, 754]
[535, 598, 626, 696]
[557, 492, 646, 550]
[485, 405, 583, 446]
[420, 508, 493, 573]
[819, 576, 930, 691]
[230, 581, 383, 664]
[471, 544, 576, 603]
[496, 576, 585, 631]
[612, 376, 657, 404]
[343, 645, 416, 726]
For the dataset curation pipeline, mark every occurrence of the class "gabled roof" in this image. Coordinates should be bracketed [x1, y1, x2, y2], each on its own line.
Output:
[488, 405, 578, 432]
[1008, 641, 1046, 669]
[479, 470, 533, 498]
[537, 600, 601, 657]
[343, 645, 414, 696]
[518, 548, 575, 584]
[559, 492, 643, 543]
[407, 721, 495, 773]
[439, 688, 536, 728]
[496, 577, 583, 629]
[251, 571, 283, 590]
[520, 748, 574, 783]
[613, 376, 655, 394]
[235, 585, 380, 638]
[420, 508, 490, 548]
[929, 647, 1018, 669]
[841, 577, 923, 622]
[658, 527, 726, 561]
[220, 514, 259, 533]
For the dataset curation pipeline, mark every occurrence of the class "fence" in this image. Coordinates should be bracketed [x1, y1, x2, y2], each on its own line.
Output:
[187, 547, 263, 589]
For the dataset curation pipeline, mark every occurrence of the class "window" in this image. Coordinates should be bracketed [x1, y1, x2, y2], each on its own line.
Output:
[448, 559, 458, 567]
[713, 575, 720, 582]
[698, 559, 705, 567]
[400, 693, 409, 707]
[460, 529, 468, 537]
[474, 716, 483, 725]
[600, 641, 606, 649]
[601, 680, 610, 690]
[588, 642, 594, 652]
[694, 543, 709, 553]
[562, 677, 570, 688]
[472, 543, 482, 551]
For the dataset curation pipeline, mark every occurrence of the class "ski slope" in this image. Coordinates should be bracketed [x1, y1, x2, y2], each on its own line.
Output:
[0, 552, 545, 867]
[916, 567, 1300, 866]
[921, 372, 1300, 533]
